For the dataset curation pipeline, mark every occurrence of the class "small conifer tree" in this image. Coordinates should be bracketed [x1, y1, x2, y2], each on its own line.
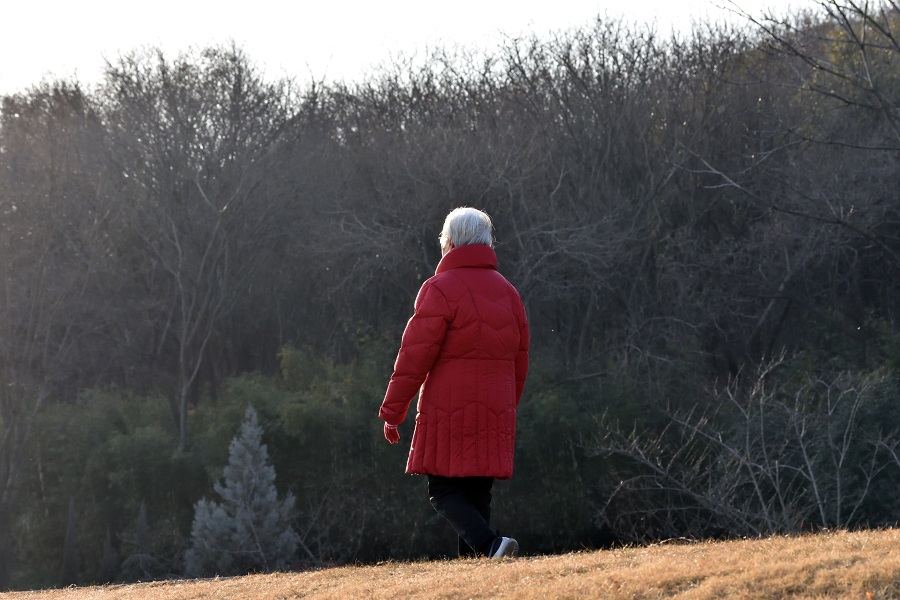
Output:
[184, 407, 298, 577]
[120, 500, 163, 581]
[99, 526, 120, 584]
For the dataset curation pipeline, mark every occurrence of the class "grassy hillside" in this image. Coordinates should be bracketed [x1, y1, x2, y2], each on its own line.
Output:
[5, 529, 898, 599]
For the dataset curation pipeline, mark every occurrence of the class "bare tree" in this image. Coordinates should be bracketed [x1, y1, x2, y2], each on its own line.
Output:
[98, 46, 296, 450]
[681, 1, 900, 366]
[591, 354, 899, 541]
[0, 82, 111, 588]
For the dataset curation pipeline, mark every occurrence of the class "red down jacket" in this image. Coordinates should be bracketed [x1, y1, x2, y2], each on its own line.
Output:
[379, 243, 529, 479]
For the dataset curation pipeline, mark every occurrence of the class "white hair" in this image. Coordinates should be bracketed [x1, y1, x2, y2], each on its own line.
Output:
[439, 207, 494, 249]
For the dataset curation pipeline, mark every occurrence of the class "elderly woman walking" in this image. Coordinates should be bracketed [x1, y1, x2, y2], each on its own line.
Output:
[378, 207, 530, 558]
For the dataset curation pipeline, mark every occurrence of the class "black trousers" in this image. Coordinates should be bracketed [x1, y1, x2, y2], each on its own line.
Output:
[427, 475, 496, 557]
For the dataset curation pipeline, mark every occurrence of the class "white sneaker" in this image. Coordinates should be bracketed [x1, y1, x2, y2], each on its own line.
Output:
[489, 536, 519, 558]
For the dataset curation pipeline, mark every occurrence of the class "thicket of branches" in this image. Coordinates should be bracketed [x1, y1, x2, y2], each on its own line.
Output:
[2, 1, 900, 590]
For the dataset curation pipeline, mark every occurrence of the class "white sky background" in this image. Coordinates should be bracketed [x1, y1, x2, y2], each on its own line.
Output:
[1, 0, 821, 97]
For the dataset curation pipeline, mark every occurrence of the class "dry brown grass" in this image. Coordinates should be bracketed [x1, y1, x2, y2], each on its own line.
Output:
[4, 529, 898, 599]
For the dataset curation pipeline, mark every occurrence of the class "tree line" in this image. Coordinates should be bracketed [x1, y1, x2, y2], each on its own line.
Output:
[1, 0, 900, 589]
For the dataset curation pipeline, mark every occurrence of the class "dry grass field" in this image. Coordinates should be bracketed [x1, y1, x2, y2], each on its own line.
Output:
[4, 528, 898, 599]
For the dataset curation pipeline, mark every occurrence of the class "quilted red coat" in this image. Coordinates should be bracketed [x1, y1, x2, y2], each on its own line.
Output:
[379, 244, 529, 479]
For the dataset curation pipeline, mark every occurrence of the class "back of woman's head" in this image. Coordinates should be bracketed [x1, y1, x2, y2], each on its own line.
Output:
[440, 207, 494, 249]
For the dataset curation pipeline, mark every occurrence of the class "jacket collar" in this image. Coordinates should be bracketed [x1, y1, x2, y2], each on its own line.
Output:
[435, 244, 497, 275]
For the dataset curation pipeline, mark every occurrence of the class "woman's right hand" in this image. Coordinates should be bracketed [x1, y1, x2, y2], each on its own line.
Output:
[383, 422, 400, 444]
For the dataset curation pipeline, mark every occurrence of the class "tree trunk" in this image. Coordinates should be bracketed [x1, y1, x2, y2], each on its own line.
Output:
[0, 503, 11, 590]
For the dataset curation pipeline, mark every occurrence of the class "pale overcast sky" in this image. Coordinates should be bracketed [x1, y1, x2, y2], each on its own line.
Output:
[1, 0, 820, 97]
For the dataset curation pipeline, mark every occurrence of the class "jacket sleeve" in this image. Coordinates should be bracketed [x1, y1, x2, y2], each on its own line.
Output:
[514, 298, 529, 406]
[378, 281, 450, 425]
